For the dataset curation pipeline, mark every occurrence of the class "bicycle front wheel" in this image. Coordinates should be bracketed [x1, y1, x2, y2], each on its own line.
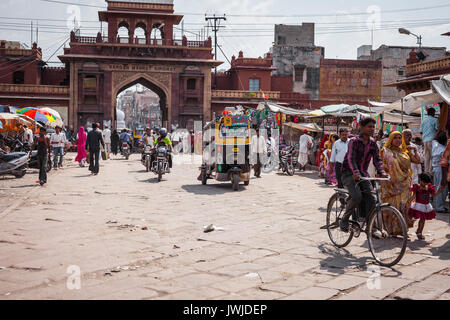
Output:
[326, 193, 354, 248]
[367, 206, 407, 267]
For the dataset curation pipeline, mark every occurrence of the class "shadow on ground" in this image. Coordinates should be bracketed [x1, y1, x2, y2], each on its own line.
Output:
[182, 183, 247, 195]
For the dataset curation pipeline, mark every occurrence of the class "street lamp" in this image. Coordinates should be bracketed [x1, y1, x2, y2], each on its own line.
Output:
[399, 28, 422, 47]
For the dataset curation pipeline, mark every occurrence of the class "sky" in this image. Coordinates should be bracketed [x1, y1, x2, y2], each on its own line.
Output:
[0, 0, 449, 71]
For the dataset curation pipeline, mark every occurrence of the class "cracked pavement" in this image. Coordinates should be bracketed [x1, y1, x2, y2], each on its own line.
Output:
[0, 153, 449, 300]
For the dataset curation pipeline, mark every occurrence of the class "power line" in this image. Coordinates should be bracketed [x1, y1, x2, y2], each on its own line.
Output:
[205, 14, 226, 88]
[182, 3, 450, 18]
[39, 0, 105, 9]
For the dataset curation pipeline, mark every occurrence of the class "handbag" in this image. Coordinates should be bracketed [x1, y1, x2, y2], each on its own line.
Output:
[100, 144, 108, 161]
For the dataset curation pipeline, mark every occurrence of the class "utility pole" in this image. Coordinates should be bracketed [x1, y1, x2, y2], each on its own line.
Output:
[31, 21, 33, 46]
[205, 14, 226, 89]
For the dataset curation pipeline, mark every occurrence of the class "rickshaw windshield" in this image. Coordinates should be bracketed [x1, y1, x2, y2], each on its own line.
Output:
[219, 126, 249, 139]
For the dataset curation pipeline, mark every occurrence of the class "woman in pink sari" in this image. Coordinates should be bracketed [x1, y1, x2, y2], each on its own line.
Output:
[75, 126, 87, 167]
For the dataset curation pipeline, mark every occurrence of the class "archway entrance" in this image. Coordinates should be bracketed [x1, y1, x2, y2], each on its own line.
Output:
[114, 75, 169, 130]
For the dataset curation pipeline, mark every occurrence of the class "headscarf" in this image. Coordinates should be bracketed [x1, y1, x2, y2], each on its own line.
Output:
[319, 134, 329, 149]
[77, 126, 87, 146]
[381, 131, 408, 158]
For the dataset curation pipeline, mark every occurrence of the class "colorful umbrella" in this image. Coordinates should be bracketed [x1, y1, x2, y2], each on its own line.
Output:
[16, 107, 57, 123]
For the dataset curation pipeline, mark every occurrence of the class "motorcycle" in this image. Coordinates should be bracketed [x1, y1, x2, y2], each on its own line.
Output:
[10, 138, 52, 172]
[151, 142, 170, 182]
[141, 144, 152, 172]
[0, 149, 29, 178]
[121, 141, 130, 160]
[279, 144, 299, 176]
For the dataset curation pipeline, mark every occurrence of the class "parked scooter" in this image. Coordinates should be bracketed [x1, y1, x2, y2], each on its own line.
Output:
[0, 149, 29, 178]
[279, 144, 299, 176]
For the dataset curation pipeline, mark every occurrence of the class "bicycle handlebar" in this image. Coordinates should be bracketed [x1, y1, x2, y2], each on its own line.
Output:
[360, 176, 391, 182]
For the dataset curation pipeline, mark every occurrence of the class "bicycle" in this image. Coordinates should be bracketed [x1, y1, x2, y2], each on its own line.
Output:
[325, 176, 408, 267]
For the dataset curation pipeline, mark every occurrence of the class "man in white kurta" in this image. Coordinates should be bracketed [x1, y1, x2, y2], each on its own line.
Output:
[298, 130, 313, 171]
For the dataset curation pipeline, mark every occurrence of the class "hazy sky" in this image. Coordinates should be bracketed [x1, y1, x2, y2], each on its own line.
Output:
[0, 0, 449, 70]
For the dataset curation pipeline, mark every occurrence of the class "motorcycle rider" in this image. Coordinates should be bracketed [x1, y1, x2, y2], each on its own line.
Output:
[151, 128, 173, 172]
[119, 129, 132, 154]
[141, 127, 154, 163]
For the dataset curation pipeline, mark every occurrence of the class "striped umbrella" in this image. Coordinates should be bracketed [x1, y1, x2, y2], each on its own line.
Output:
[16, 107, 57, 123]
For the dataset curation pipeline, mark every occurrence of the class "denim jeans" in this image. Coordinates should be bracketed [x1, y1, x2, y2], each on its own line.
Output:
[53, 147, 63, 167]
[433, 166, 448, 211]
[342, 171, 376, 221]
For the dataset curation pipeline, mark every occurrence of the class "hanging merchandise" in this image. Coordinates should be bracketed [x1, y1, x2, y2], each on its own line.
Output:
[386, 123, 392, 134]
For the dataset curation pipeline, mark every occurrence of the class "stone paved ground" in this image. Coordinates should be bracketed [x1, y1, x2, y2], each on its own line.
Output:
[0, 153, 449, 300]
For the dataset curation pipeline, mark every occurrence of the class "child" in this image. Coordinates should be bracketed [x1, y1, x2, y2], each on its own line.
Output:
[409, 173, 439, 240]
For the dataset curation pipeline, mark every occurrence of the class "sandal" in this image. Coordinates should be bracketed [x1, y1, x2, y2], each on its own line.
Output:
[416, 233, 425, 240]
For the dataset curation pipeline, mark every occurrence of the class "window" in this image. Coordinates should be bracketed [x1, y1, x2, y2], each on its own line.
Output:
[249, 78, 260, 92]
[83, 76, 97, 89]
[13, 71, 24, 84]
[277, 36, 286, 45]
[187, 79, 196, 90]
[294, 65, 306, 82]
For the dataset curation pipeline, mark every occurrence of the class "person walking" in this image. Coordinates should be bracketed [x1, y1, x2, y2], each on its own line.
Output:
[432, 133, 448, 212]
[111, 129, 120, 156]
[50, 126, 66, 170]
[403, 129, 423, 184]
[86, 123, 105, 175]
[380, 131, 420, 234]
[251, 127, 267, 178]
[75, 126, 88, 167]
[23, 125, 34, 147]
[34, 127, 51, 186]
[103, 125, 111, 153]
[329, 128, 349, 189]
[420, 108, 439, 173]
[298, 130, 313, 171]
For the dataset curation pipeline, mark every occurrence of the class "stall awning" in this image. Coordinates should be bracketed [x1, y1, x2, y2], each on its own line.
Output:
[283, 122, 323, 133]
[382, 112, 421, 125]
[256, 102, 310, 116]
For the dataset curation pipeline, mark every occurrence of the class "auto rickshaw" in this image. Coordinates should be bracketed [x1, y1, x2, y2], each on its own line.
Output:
[133, 126, 145, 149]
[200, 107, 252, 191]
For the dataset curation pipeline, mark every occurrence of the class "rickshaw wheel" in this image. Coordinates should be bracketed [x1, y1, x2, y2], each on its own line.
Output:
[232, 173, 239, 191]
[201, 170, 207, 185]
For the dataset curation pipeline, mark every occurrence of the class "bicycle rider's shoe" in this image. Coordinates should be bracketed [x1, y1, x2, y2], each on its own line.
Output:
[372, 229, 383, 239]
[339, 219, 350, 233]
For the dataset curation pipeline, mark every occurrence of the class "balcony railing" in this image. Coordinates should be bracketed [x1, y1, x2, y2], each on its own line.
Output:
[0, 84, 69, 95]
[212, 90, 280, 99]
[406, 56, 450, 76]
[0, 48, 42, 60]
[71, 34, 211, 48]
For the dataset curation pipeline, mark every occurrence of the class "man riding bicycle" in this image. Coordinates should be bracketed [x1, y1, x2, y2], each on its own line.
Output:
[340, 117, 388, 232]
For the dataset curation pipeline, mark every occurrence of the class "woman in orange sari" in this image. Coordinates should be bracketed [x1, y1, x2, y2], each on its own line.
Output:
[380, 131, 420, 234]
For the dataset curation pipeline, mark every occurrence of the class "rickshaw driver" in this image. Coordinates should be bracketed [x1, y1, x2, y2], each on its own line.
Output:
[151, 128, 173, 171]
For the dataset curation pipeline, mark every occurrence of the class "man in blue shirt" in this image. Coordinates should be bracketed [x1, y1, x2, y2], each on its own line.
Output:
[119, 129, 132, 152]
[420, 107, 439, 173]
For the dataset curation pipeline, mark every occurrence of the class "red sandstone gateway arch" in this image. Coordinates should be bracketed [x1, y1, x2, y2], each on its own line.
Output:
[59, 0, 221, 130]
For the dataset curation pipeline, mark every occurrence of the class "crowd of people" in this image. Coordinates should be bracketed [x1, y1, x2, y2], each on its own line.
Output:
[298, 111, 447, 241]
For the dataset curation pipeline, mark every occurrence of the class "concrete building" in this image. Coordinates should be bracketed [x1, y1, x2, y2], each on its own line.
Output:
[357, 44, 447, 102]
[271, 23, 325, 100]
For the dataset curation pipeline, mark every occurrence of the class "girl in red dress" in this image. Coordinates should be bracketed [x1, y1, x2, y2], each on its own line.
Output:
[409, 173, 439, 240]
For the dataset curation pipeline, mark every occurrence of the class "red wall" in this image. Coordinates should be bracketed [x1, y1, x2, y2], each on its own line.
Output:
[41, 67, 67, 85]
[231, 69, 272, 91]
[271, 76, 293, 92]
[0, 59, 40, 85]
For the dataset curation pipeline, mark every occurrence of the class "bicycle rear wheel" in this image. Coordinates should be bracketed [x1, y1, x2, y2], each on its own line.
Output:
[326, 193, 354, 248]
[367, 206, 407, 267]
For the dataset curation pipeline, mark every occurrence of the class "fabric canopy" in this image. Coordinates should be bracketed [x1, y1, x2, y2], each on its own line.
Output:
[320, 104, 383, 114]
[382, 112, 421, 125]
[283, 122, 323, 133]
[431, 74, 450, 106]
[256, 102, 310, 116]
[308, 109, 326, 117]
